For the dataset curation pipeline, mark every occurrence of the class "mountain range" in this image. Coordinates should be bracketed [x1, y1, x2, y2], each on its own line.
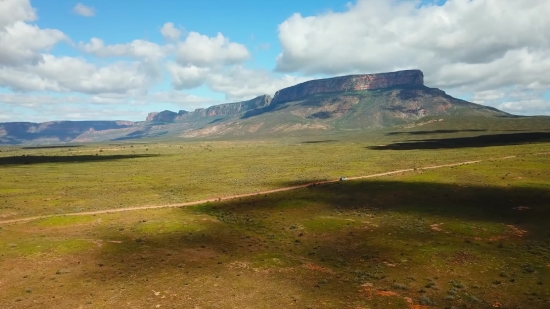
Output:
[0, 70, 513, 144]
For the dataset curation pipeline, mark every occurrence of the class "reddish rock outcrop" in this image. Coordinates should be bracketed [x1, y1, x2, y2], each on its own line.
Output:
[271, 70, 424, 105]
[146, 110, 178, 122]
[145, 112, 158, 122]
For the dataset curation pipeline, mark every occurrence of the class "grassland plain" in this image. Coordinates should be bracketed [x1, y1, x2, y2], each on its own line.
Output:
[0, 118, 549, 308]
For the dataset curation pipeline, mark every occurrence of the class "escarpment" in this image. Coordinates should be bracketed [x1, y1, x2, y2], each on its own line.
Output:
[146, 95, 272, 122]
[271, 70, 424, 105]
[146, 70, 425, 123]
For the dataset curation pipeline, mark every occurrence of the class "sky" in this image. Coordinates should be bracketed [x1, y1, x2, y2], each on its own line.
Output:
[1, 0, 549, 122]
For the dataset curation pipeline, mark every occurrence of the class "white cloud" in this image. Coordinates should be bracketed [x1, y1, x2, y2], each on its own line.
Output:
[0, 0, 161, 96]
[160, 22, 181, 40]
[0, 90, 216, 108]
[0, 0, 36, 28]
[0, 55, 159, 94]
[73, 3, 95, 17]
[206, 66, 309, 101]
[276, 0, 550, 94]
[175, 32, 250, 67]
[148, 91, 220, 107]
[79, 38, 168, 60]
[472, 90, 505, 103]
[469, 87, 550, 115]
[167, 63, 210, 89]
[0, 21, 68, 66]
[0, 89, 220, 122]
[500, 99, 550, 115]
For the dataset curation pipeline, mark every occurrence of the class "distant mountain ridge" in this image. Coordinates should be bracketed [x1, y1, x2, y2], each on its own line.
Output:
[0, 70, 516, 144]
[0, 121, 135, 144]
[145, 95, 272, 123]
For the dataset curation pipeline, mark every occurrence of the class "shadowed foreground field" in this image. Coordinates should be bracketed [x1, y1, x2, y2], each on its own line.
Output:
[0, 149, 549, 308]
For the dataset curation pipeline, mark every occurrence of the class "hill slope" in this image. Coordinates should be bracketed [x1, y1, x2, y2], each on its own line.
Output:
[0, 69, 523, 144]
[174, 70, 508, 138]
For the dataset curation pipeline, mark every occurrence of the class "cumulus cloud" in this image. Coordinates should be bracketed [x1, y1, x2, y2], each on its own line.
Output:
[0, 21, 67, 66]
[175, 32, 250, 67]
[6, 0, 547, 120]
[500, 99, 550, 115]
[469, 87, 550, 115]
[0, 91, 216, 108]
[166, 61, 306, 100]
[472, 90, 506, 104]
[0, 0, 68, 67]
[160, 22, 181, 40]
[73, 3, 95, 17]
[166, 63, 210, 89]
[79, 38, 168, 60]
[276, 0, 550, 93]
[206, 66, 309, 101]
[0, 89, 220, 122]
[0, 0, 160, 96]
[166, 30, 298, 100]
[0, 54, 159, 94]
[0, 0, 35, 28]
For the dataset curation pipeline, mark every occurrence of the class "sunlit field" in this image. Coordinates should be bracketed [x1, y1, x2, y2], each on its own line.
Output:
[1, 121, 549, 308]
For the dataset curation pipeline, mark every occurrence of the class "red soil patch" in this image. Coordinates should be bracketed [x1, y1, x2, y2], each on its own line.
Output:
[302, 263, 335, 274]
[376, 290, 399, 297]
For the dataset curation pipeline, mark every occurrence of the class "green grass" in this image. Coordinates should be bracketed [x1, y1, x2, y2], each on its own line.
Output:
[302, 216, 360, 232]
[34, 215, 96, 227]
[133, 217, 208, 235]
[1, 125, 549, 221]
[0, 124, 549, 308]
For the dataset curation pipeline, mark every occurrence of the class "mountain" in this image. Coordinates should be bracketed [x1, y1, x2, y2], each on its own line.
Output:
[146, 95, 272, 123]
[169, 70, 508, 137]
[0, 70, 515, 144]
[0, 121, 135, 145]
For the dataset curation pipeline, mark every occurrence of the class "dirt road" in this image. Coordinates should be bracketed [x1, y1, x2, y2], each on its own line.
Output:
[0, 157, 515, 225]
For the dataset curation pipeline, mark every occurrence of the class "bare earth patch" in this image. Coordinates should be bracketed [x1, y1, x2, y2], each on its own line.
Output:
[302, 263, 335, 274]
[506, 225, 528, 237]
[376, 290, 399, 297]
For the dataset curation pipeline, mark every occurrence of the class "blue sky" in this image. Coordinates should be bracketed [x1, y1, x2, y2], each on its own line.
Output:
[0, 0, 549, 122]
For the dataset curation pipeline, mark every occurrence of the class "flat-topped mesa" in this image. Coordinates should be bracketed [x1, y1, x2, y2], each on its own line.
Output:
[271, 69, 424, 105]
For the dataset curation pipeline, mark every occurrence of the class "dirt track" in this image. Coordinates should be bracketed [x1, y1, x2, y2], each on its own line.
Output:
[0, 156, 516, 225]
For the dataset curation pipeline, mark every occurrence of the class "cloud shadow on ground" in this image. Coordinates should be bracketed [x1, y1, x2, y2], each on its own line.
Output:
[369, 132, 550, 150]
[0, 154, 160, 166]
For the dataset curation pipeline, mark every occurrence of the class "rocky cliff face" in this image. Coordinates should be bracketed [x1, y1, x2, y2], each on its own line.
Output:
[271, 70, 424, 105]
[146, 95, 272, 122]
[145, 70, 424, 122]
[204, 94, 272, 117]
[146, 110, 178, 122]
